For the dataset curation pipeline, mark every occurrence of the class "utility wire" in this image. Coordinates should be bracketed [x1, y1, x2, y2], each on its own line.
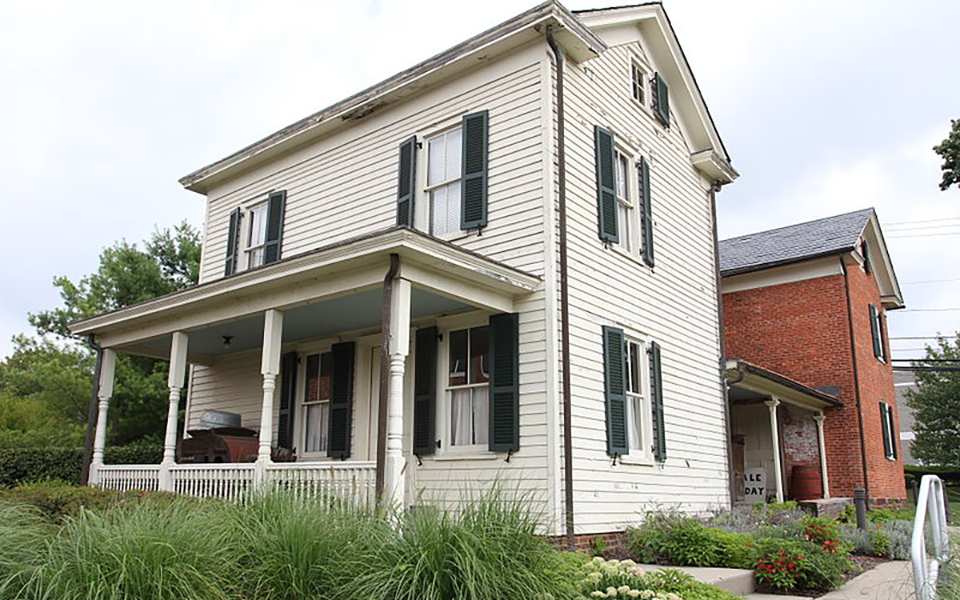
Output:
[890, 336, 955, 340]
[899, 307, 960, 312]
[885, 217, 960, 226]
[902, 277, 960, 285]
[886, 223, 960, 232]
[887, 232, 960, 239]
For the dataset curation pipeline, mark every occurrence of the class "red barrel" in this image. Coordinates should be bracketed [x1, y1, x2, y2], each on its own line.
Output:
[791, 465, 822, 500]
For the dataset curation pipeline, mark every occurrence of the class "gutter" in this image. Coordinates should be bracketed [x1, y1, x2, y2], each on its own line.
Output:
[841, 257, 871, 506]
[711, 185, 736, 506]
[376, 254, 401, 500]
[80, 334, 103, 487]
[545, 25, 576, 551]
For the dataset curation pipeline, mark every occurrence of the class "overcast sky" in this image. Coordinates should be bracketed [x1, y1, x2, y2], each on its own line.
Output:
[1, 0, 958, 361]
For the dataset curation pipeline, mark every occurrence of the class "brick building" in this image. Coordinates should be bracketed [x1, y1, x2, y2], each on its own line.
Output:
[719, 209, 906, 506]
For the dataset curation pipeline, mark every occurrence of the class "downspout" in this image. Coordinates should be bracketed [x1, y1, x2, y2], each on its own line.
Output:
[80, 334, 104, 487]
[545, 25, 575, 551]
[710, 185, 737, 506]
[377, 253, 401, 500]
[841, 257, 870, 505]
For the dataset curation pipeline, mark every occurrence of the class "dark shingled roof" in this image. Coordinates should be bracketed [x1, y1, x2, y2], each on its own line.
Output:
[719, 208, 874, 277]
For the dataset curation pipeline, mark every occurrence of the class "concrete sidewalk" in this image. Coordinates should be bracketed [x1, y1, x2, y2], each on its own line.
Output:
[816, 561, 914, 600]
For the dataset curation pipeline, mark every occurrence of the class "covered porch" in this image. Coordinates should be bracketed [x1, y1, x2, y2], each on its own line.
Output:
[726, 360, 842, 504]
[70, 228, 539, 506]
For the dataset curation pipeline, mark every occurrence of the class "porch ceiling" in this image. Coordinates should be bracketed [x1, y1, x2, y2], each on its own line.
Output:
[137, 287, 470, 359]
[68, 227, 540, 359]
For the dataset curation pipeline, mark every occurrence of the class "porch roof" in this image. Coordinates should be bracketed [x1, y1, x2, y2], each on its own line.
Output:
[725, 359, 843, 411]
[69, 227, 540, 361]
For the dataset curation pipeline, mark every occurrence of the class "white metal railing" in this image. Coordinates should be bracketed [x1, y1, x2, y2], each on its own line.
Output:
[170, 463, 256, 500]
[97, 464, 161, 492]
[266, 461, 377, 507]
[912, 474, 951, 600]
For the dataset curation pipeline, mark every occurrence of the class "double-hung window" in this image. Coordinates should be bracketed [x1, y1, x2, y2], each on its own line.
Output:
[615, 150, 635, 254]
[245, 202, 269, 269]
[625, 339, 647, 452]
[303, 351, 333, 454]
[427, 127, 463, 237]
[447, 325, 489, 447]
[631, 62, 646, 105]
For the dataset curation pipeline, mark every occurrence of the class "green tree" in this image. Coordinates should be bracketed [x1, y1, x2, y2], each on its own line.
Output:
[907, 334, 960, 466]
[1, 222, 201, 446]
[934, 119, 960, 191]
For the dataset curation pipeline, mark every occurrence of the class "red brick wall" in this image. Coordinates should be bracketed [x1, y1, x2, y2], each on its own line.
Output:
[722, 262, 905, 503]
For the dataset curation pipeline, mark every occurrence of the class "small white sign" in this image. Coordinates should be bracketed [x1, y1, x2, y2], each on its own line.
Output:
[743, 468, 767, 503]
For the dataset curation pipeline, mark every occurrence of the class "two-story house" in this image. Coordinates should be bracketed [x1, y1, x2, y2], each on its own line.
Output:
[69, 1, 738, 541]
[720, 208, 907, 507]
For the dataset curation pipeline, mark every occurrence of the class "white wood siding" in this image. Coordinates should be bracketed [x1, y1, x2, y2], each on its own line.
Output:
[560, 41, 730, 534]
[188, 42, 554, 520]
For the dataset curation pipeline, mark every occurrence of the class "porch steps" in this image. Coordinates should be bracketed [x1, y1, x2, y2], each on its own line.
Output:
[639, 565, 756, 597]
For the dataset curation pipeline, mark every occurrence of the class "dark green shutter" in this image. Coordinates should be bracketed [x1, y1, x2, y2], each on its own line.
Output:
[653, 72, 669, 127]
[224, 207, 241, 276]
[639, 156, 654, 267]
[595, 125, 619, 243]
[263, 190, 286, 265]
[397, 136, 418, 227]
[489, 313, 519, 453]
[650, 341, 666, 461]
[880, 403, 892, 459]
[602, 326, 628, 457]
[889, 404, 898, 459]
[277, 352, 298, 451]
[861, 239, 871, 274]
[869, 304, 883, 359]
[414, 327, 437, 455]
[461, 110, 489, 230]
[327, 341, 355, 459]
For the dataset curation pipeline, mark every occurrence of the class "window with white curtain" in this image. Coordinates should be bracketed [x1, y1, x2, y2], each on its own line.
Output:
[625, 339, 646, 452]
[615, 150, 635, 254]
[245, 202, 268, 270]
[447, 325, 489, 446]
[303, 351, 333, 453]
[427, 127, 462, 237]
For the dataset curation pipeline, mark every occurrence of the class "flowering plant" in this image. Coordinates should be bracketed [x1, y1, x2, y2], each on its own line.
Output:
[577, 557, 681, 600]
[754, 545, 806, 590]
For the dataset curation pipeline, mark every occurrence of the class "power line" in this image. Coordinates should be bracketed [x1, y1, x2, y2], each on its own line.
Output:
[885, 217, 960, 226]
[890, 336, 954, 340]
[900, 307, 960, 312]
[902, 277, 960, 285]
[886, 223, 960, 233]
[887, 232, 960, 239]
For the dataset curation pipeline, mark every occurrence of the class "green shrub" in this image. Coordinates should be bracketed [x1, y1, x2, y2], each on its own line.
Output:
[0, 480, 181, 524]
[643, 569, 742, 600]
[575, 558, 739, 600]
[879, 520, 913, 560]
[0, 443, 163, 487]
[754, 537, 850, 593]
[795, 515, 845, 553]
[839, 525, 874, 555]
[868, 507, 914, 523]
[629, 518, 754, 568]
[708, 501, 805, 535]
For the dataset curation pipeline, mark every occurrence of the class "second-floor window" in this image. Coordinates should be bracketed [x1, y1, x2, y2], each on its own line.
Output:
[303, 351, 333, 454]
[428, 127, 463, 237]
[448, 325, 489, 446]
[245, 202, 269, 269]
[615, 150, 635, 254]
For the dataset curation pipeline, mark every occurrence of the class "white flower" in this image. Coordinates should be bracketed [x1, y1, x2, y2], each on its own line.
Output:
[592, 556, 605, 563]
[609, 559, 621, 567]
[606, 587, 618, 597]
[640, 591, 655, 599]
[618, 586, 631, 594]
[622, 559, 636, 567]
[591, 591, 606, 598]
[627, 591, 641, 598]
[632, 566, 646, 578]
[590, 572, 603, 580]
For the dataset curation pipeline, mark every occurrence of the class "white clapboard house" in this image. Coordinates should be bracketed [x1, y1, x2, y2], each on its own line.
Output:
[70, 1, 738, 538]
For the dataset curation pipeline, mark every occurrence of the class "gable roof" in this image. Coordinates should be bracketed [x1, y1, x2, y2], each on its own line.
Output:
[719, 208, 875, 277]
[179, 1, 735, 194]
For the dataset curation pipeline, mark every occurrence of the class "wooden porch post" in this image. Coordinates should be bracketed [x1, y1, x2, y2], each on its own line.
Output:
[384, 278, 411, 508]
[765, 398, 784, 503]
[256, 310, 284, 486]
[89, 348, 116, 486]
[160, 332, 189, 492]
[814, 412, 830, 498]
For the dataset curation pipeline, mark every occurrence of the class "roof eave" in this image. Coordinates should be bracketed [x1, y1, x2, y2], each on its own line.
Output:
[720, 248, 852, 279]
[178, 1, 606, 195]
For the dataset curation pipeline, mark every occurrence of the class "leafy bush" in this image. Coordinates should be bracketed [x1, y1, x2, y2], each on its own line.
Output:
[642, 569, 742, 600]
[754, 538, 849, 593]
[879, 520, 913, 560]
[839, 525, 874, 555]
[629, 517, 754, 568]
[0, 480, 181, 524]
[0, 427, 85, 450]
[795, 516, 845, 553]
[0, 443, 162, 486]
[707, 501, 805, 535]
[868, 507, 914, 523]
[575, 558, 739, 600]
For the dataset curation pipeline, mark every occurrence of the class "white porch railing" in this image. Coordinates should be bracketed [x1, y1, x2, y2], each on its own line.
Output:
[912, 474, 952, 600]
[97, 464, 161, 492]
[94, 461, 378, 506]
[171, 463, 256, 500]
[266, 461, 377, 507]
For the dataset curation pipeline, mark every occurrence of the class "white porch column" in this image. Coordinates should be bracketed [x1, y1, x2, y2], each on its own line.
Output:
[257, 310, 284, 477]
[160, 332, 189, 491]
[89, 348, 117, 486]
[814, 412, 830, 499]
[765, 398, 784, 503]
[385, 278, 411, 508]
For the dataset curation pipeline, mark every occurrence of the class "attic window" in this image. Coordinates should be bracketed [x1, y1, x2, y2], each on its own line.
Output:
[631, 62, 645, 104]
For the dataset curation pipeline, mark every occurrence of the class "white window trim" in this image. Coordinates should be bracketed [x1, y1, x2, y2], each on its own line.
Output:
[243, 200, 269, 271]
[609, 144, 644, 262]
[619, 333, 655, 465]
[630, 60, 647, 107]
[295, 344, 337, 461]
[414, 116, 470, 241]
[434, 313, 495, 459]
